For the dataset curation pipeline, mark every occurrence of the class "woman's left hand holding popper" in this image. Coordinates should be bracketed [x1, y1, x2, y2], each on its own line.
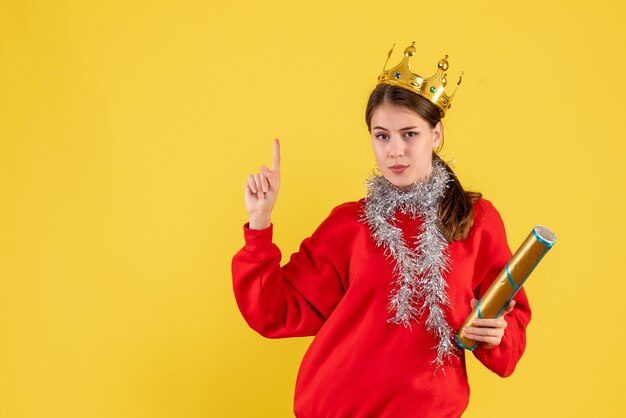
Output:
[462, 299, 516, 350]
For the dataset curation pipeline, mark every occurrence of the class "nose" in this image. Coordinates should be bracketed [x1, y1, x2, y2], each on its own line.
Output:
[388, 136, 404, 158]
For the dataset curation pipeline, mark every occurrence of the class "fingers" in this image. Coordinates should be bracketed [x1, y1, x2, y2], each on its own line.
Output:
[463, 326, 504, 338]
[272, 138, 280, 172]
[260, 164, 273, 183]
[247, 174, 257, 194]
[463, 321, 505, 348]
[463, 298, 516, 349]
[463, 315, 508, 348]
[471, 317, 508, 329]
[253, 173, 266, 199]
[245, 171, 271, 200]
[259, 170, 269, 193]
[462, 326, 503, 347]
[245, 138, 280, 201]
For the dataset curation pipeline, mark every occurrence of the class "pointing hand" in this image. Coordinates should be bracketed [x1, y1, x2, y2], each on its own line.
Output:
[244, 138, 281, 230]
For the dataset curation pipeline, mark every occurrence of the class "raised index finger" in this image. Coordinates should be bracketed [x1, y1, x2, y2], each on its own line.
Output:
[272, 138, 280, 172]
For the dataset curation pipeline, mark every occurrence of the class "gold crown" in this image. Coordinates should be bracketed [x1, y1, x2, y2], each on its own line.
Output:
[377, 42, 463, 118]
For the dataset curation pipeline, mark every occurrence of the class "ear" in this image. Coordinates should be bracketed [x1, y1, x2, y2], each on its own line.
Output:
[432, 121, 443, 148]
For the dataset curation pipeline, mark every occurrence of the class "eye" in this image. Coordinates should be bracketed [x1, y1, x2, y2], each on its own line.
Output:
[404, 131, 419, 138]
[374, 133, 389, 141]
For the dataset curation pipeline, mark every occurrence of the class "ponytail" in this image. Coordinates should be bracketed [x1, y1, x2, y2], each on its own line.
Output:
[434, 153, 481, 242]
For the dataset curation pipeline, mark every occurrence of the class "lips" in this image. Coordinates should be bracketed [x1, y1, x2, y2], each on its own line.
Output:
[389, 165, 408, 174]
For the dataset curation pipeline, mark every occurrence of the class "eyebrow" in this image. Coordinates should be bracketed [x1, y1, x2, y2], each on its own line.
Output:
[372, 126, 419, 131]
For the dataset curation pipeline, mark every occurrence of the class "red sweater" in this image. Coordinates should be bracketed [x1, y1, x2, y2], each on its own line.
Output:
[232, 198, 531, 418]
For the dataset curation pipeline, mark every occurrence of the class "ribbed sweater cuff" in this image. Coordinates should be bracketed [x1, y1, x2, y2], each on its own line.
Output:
[243, 222, 274, 252]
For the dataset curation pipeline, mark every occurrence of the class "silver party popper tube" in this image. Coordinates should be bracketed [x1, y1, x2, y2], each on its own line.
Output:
[454, 225, 557, 351]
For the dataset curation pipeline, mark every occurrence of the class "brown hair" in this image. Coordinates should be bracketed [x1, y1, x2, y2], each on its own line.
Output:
[365, 83, 481, 242]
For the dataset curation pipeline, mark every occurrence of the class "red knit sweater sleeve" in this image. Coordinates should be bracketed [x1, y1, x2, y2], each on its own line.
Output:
[470, 199, 532, 377]
[231, 205, 353, 338]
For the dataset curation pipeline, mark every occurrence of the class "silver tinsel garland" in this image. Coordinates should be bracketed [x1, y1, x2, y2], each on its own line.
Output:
[361, 160, 458, 369]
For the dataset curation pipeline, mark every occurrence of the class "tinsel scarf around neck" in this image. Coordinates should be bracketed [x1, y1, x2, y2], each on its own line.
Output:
[360, 160, 458, 369]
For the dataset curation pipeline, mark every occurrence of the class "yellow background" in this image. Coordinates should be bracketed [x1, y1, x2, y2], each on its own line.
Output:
[1, 0, 625, 417]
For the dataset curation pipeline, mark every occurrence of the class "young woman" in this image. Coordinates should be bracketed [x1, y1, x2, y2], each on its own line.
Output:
[232, 45, 531, 417]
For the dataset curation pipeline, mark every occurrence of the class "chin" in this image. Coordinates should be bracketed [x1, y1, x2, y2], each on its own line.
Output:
[395, 182, 414, 191]
[383, 175, 414, 190]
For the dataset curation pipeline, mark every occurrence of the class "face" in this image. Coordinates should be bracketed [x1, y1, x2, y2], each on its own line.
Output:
[369, 102, 442, 189]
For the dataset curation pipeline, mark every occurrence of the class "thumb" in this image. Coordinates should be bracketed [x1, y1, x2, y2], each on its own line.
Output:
[502, 299, 516, 316]
[470, 298, 478, 309]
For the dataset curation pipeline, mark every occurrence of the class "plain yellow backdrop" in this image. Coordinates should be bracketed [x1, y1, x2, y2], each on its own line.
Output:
[1, 0, 625, 417]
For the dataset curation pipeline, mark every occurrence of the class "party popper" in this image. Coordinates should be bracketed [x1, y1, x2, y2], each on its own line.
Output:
[454, 225, 557, 351]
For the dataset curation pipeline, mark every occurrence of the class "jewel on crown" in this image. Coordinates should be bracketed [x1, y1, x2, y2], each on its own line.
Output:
[377, 42, 463, 118]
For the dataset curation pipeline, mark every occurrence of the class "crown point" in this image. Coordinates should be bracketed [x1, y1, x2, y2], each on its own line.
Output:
[404, 43, 416, 57]
[438, 58, 449, 71]
[442, 76, 448, 87]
